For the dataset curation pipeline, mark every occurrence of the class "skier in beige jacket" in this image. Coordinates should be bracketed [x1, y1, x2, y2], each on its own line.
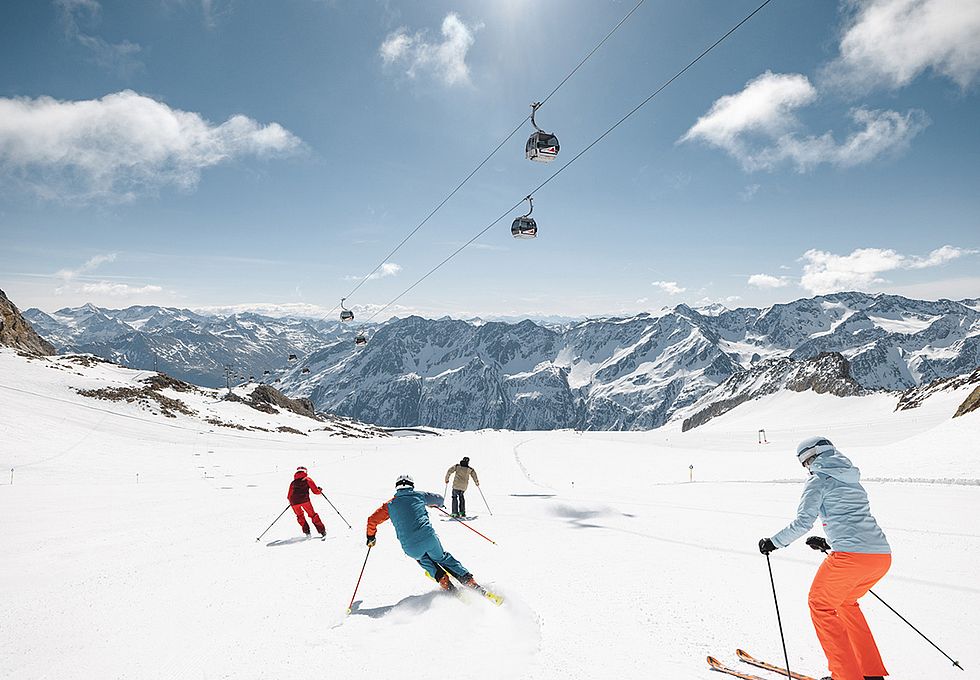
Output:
[445, 457, 479, 518]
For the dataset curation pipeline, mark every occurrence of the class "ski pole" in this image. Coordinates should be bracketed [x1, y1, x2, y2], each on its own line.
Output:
[477, 484, 493, 516]
[346, 546, 372, 615]
[809, 540, 964, 671]
[318, 490, 352, 529]
[431, 505, 497, 545]
[256, 505, 291, 542]
[765, 553, 793, 679]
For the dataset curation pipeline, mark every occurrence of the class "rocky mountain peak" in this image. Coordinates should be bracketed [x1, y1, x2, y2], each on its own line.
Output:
[0, 289, 56, 356]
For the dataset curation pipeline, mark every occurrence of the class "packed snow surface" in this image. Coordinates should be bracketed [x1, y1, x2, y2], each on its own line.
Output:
[1, 349, 978, 679]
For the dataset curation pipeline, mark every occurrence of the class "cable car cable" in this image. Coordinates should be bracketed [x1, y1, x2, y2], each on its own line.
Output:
[362, 0, 776, 324]
[322, 0, 649, 321]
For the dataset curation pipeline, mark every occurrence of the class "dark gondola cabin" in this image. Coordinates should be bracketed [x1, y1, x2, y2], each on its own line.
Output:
[288, 354, 297, 362]
[354, 334, 367, 346]
[301, 367, 310, 374]
[340, 310, 354, 322]
[511, 216, 537, 239]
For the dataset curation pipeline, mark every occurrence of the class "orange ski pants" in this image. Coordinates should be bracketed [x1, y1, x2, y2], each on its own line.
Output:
[808, 551, 891, 680]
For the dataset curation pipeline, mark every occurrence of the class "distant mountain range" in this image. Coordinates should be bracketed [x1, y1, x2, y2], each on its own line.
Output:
[24, 292, 980, 430]
[24, 304, 348, 388]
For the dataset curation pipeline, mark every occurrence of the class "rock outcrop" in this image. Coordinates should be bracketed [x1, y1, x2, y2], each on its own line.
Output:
[0, 289, 56, 356]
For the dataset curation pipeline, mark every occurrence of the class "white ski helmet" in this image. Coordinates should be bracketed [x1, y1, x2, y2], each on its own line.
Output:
[796, 436, 834, 466]
[395, 473, 414, 489]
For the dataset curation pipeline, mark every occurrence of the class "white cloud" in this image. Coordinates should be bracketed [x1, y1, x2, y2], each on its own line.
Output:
[345, 262, 402, 282]
[652, 280, 686, 295]
[681, 72, 817, 154]
[747, 273, 791, 289]
[80, 282, 163, 296]
[800, 245, 976, 294]
[0, 90, 302, 203]
[380, 13, 479, 86]
[56, 252, 118, 283]
[681, 72, 927, 172]
[825, 0, 980, 90]
[55, 0, 143, 77]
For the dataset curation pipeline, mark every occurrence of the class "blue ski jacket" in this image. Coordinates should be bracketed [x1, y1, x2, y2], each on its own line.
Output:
[367, 488, 445, 559]
[772, 447, 890, 554]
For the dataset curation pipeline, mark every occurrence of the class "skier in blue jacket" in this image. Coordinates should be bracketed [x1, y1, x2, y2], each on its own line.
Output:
[366, 474, 479, 591]
[759, 437, 891, 680]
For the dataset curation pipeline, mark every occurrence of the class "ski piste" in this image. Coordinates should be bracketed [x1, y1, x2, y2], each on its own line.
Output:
[736, 649, 817, 680]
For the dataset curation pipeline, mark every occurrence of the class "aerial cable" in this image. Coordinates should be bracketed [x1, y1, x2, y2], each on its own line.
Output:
[321, 0, 649, 321]
[363, 0, 776, 324]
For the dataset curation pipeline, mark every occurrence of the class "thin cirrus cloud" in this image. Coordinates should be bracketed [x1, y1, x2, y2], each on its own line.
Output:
[55, 0, 143, 77]
[680, 71, 928, 172]
[823, 0, 980, 91]
[0, 90, 302, 203]
[799, 245, 976, 294]
[380, 13, 480, 86]
[652, 280, 686, 295]
[54, 252, 165, 297]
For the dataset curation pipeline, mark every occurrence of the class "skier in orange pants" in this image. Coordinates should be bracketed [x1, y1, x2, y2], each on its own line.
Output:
[759, 437, 891, 680]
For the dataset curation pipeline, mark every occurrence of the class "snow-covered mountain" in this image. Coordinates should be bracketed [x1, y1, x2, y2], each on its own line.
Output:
[24, 304, 348, 388]
[25, 292, 980, 430]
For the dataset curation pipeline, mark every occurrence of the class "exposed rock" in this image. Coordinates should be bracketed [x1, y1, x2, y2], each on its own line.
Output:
[682, 353, 863, 431]
[955, 386, 980, 418]
[245, 385, 319, 420]
[0, 289, 56, 356]
[896, 368, 980, 413]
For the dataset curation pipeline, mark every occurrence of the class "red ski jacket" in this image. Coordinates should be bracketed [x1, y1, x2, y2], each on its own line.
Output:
[288, 471, 322, 505]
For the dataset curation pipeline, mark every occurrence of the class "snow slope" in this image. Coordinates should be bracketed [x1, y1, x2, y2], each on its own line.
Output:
[1, 349, 978, 679]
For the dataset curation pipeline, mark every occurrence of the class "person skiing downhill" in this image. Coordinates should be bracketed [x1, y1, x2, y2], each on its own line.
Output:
[366, 474, 479, 591]
[444, 456, 479, 518]
[288, 466, 326, 538]
[758, 437, 891, 680]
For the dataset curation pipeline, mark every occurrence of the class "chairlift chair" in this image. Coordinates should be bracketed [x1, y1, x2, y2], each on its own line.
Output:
[511, 196, 538, 239]
[340, 298, 354, 322]
[525, 102, 559, 163]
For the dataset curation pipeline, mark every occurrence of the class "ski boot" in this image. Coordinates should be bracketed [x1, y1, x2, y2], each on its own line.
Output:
[437, 574, 455, 591]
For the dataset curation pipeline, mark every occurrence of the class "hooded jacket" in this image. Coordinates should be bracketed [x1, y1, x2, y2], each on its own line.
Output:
[367, 488, 445, 558]
[772, 447, 890, 554]
[287, 470, 321, 505]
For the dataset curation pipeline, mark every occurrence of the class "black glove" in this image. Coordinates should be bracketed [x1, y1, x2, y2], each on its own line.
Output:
[806, 536, 831, 553]
[366, 535, 376, 547]
[758, 538, 777, 555]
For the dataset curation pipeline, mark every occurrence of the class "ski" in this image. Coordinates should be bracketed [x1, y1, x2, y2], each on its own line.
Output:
[707, 656, 768, 680]
[736, 650, 817, 680]
[446, 573, 504, 606]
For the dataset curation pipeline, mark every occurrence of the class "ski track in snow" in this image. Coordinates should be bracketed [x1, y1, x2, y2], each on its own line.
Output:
[1, 348, 979, 679]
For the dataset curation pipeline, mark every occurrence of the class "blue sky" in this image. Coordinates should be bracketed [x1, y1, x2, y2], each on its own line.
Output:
[1, 0, 978, 320]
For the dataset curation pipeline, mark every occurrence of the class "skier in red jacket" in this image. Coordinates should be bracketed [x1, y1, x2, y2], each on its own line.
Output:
[288, 466, 326, 537]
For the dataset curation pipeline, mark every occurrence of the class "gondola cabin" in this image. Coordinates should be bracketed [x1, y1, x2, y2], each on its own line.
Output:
[511, 216, 537, 239]
[340, 310, 354, 322]
[354, 334, 367, 346]
[288, 354, 297, 362]
[301, 367, 310, 374]
[525, 131, 559, 163]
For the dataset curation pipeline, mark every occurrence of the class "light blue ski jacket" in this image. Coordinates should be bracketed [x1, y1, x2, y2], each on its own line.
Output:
[772, 448, 890, 554]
